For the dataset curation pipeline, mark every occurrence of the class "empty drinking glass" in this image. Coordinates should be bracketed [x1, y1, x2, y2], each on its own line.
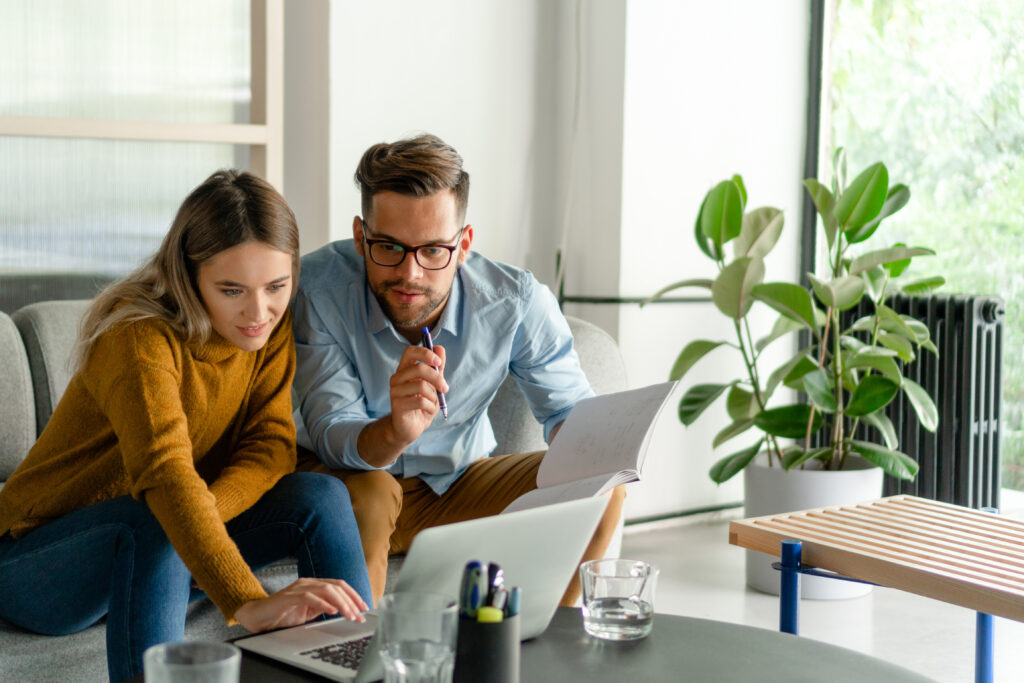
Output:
[376, 592, 458, 683]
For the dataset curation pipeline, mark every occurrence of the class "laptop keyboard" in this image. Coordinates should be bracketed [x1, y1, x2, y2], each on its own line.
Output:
[299, 635, 373, 670]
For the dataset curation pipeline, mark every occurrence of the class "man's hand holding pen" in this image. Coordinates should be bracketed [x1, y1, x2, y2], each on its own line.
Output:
[387, 342, 449, 444]
[354, 337, 450, 468]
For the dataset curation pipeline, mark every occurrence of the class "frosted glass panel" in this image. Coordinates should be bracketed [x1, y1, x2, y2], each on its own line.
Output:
[0, 136, 248, 275]
[0, 0, 250, 123]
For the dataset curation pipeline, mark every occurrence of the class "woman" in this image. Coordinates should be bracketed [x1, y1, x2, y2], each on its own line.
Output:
[0, 170, 371, 681]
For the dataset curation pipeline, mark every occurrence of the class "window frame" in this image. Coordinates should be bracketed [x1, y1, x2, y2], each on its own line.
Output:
[0, 0, 284, 191]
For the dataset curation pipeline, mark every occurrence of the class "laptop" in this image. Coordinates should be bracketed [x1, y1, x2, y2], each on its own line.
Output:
[235, 496, 609, 681]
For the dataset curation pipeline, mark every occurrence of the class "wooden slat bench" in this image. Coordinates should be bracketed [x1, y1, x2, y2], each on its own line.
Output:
[729, 495, 1024, 683]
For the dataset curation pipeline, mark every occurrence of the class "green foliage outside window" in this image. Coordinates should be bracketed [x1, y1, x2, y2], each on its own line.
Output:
[829, 0, 1024, 488]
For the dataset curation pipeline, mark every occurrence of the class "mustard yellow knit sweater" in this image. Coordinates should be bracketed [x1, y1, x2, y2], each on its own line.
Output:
[0, 310, 297, 622]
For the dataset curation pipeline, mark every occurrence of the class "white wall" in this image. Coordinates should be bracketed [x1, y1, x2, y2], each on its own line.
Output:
[284, 0, 812, 521]
[563, 0, 811, 519]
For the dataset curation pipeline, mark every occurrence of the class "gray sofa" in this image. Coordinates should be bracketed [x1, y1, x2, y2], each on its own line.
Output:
[0, 299, 627, 682]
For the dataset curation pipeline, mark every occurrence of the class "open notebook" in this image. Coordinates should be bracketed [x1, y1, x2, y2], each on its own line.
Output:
[235, 496, 609, 681]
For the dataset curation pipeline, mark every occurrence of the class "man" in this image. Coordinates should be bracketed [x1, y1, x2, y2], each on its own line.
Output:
[292, 133, 624, 604]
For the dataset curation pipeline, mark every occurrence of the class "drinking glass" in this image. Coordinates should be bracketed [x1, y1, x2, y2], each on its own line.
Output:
[376, 592, 458, 683]
[143, 641, 240, 683]
[579, 558, 658, 641]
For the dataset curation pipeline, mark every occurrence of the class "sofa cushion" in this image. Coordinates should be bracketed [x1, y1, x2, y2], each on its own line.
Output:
[488, 315, 627, 455]
[12, 300, 91, 436]
[0, 312, 35, 482]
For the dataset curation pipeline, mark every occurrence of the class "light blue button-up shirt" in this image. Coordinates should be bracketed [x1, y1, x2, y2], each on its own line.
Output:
[291, 239, 594, 495]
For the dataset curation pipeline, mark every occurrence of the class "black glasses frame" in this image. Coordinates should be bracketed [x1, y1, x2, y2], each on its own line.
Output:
[360, 220, 465, 270]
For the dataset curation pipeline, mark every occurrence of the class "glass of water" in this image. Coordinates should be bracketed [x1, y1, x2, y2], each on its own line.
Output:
[143, 641, 240, 683]
[376, 592, 458, 683]
[579, 558, 658, 641]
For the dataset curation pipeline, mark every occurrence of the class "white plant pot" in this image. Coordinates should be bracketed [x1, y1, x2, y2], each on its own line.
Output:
[743, 452, 884, 600]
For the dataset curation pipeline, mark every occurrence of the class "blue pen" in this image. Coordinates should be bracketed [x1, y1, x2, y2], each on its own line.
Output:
[420, 326, 448, 420]
[460, 560, 486, 618]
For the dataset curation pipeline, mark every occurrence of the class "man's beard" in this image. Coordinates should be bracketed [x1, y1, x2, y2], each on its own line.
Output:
[370, 277, 449, 330]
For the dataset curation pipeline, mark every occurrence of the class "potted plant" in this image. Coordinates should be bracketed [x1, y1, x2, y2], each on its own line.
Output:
[647, 151, 944, 596]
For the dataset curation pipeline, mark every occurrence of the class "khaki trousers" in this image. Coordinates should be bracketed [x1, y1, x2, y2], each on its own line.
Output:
[298, 450, 625, 606]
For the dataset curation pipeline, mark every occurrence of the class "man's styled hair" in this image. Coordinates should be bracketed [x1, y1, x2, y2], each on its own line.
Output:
[355, 134, 471, 225]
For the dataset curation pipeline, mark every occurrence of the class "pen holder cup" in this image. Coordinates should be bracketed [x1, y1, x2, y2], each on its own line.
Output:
[453, 614, 520, 683]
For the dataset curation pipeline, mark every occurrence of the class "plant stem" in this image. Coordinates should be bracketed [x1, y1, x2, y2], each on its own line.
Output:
[829, 234, 847, 470]
[734, 318, 782, 465]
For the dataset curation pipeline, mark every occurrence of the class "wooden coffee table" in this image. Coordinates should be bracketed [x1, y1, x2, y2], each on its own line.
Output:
[729, 495, 1024, 683]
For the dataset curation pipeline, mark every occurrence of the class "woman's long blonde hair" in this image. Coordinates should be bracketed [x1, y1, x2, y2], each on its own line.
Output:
[74, 169, 299, 370]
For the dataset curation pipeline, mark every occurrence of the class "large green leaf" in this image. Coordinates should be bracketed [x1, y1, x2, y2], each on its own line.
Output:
[781, 355, 821, 390]
[731, 174, 748, 207]
[726, 385, 758, 420]
[835, 162, 889, 233]
[846, 375, 899, 416]
[882, 241, 912, 277]
[678, 383, 730, 426]
[712, 256, 765, 319]
[754, 404, 823, 438]
[846, 314, 877, 335]
[862, 411, 899, 450]
[878, 332, 915, 361]
[701, 180, 744, 252]
[693, 193, 720, 260]
[875, 304, 917, 339]
[861, 265, 888, 301]
[849, 440, 919, 481]
[782, 446, 832, 471]
[903, 378, 939, 432]
[900, 316, 932, 345]
[848, 246, 934, 276]
[712, 418, 756, 449]
[845, 353, 902, 383]
[899, 276, 946, 296]
[735, 207, 784, 259]
[751, 282, 816, 330]
[846, 183, 911, 244]
[755, 315, 804, 353]
[670, 340, 726, 382]
[808, 274, 865, 310]
[642, 278, 713, 307]
[709, 438, 764, 484]
[803, 179, 839, 249]
[765, 351, 815, 398]
[802, 368, 837, 413]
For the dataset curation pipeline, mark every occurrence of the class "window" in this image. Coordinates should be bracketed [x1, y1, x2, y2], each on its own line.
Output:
[0, 0, 282, 309]
[822, 0, 1024, 489]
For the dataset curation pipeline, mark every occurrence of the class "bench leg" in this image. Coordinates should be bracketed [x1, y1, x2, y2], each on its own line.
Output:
[975, 612, 993, 683]
[779, 539, 801, 635]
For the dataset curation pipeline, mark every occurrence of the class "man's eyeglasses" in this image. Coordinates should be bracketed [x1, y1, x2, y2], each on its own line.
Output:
[360, 220, 465, 270]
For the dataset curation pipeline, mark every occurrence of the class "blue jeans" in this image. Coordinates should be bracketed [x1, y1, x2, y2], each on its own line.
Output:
[0, 472, 371, 682]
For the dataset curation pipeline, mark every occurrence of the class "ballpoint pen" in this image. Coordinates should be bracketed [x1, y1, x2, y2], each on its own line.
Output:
[420, 326, 448, 420]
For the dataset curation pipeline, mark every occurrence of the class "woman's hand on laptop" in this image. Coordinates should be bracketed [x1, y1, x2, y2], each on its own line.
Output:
[234, 577, 369, 632]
